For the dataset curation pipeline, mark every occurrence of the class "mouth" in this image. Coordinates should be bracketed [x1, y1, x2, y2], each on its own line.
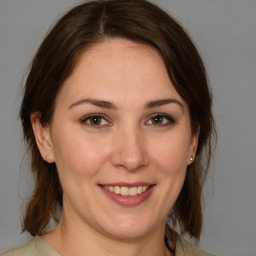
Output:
[102, 185, 150, 197]
[99, 183, 155, 207]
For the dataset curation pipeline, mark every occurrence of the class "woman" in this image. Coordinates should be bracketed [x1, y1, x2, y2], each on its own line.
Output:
[1, 0, 216, 255]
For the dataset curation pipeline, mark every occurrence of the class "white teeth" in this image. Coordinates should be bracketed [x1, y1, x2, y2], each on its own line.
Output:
[129, 187, 138, 196]
[103, 185, 150, 196]
[137, 186, 143, 194]
[114, 186, 121, 194]
[121, 187, 129, 196]
[142, 186, 148, 192]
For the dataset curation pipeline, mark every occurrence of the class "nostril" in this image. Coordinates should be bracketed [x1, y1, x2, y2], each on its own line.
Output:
[110, 130, 149, 171]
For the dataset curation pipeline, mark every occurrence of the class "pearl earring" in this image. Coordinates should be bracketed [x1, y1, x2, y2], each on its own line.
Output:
[190, 157, 194, 161]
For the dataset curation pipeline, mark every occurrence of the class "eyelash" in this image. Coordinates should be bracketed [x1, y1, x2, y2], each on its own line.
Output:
[146, 113, 175, 127]
[80, 113, 175, 128]
[80, 114, 110, 128]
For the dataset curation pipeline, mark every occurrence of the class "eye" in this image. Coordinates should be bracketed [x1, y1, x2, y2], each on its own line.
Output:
[81, 114, 110, 127]
[146, 114, 175, 126]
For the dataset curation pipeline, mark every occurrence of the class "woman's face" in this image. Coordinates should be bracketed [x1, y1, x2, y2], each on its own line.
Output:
[37, 39, 198, 239]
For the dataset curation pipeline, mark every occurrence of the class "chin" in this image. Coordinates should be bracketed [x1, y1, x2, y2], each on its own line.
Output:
[107, 227, 149, 240]
[101, 216, 157, 240]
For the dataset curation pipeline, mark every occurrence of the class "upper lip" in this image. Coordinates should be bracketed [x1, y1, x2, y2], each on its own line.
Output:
[99, 182, 155, 188]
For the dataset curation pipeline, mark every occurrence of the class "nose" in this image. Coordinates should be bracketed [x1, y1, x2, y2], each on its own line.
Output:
[110, 127, 149, 172]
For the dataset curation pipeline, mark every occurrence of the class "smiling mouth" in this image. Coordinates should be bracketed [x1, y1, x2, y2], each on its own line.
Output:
[102, 185, 150, 196]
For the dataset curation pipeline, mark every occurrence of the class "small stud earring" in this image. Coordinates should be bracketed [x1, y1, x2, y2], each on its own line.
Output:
[46, 156, 49, 161]
[190, 157, 194, 161]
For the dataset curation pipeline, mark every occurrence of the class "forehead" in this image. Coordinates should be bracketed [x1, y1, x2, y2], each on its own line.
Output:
[57, 39, 184, 107]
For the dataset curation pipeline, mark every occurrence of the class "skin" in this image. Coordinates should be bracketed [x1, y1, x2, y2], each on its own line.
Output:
[31, 39, 198, 256]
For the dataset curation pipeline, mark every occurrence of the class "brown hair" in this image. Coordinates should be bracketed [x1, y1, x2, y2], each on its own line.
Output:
[20, 0, 216, 240]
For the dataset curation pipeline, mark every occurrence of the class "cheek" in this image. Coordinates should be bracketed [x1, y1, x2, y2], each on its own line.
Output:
[149, 135, 189, 214]
[51, 128, 109, 178]
[150, 132, 191, 174]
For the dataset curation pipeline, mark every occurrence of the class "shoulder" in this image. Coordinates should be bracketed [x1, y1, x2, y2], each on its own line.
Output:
[165, 225, 215, 256]
[0, 238, 39, 256]
[0, 237, 59, 256]
[176, 235, 215, 256]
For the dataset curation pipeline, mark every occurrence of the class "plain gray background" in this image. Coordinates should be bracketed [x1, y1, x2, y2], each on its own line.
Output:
[0, 0, 256, 255]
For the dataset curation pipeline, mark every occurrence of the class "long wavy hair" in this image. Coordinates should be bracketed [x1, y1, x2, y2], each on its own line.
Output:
[20, 0, 216, 240]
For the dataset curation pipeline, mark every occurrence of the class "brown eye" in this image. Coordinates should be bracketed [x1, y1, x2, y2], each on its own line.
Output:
[151, 115, 164, 125]
[146, 114, 175, 126]
[81, 115, 109, 126]
[89, 116, 102, 125]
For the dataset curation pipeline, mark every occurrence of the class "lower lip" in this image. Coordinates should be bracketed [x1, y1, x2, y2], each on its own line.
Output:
[99, 186, 155, 207]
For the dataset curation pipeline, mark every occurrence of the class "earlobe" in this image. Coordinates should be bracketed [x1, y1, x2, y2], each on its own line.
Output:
[30, 112, 55, 163]
[187, 126, 200, 165]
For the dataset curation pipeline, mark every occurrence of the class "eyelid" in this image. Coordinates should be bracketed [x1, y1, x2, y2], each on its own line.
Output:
[146, 113, 175, 126]
[80, 113, 112, 126]
[80, 113, 175, 127]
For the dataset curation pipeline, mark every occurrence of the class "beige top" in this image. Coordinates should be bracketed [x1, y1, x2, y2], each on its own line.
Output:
[1, 228, 215, 256]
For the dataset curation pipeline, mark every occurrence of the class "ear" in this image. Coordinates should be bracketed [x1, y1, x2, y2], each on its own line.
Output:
[187, 126, 200, 165]
[30, 112, 55, 163]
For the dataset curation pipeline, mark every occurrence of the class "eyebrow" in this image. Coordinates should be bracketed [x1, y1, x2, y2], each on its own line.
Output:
[145, 99, 184, 111]
[69, 98, 117, 110]
[68, 98, 183, 111]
